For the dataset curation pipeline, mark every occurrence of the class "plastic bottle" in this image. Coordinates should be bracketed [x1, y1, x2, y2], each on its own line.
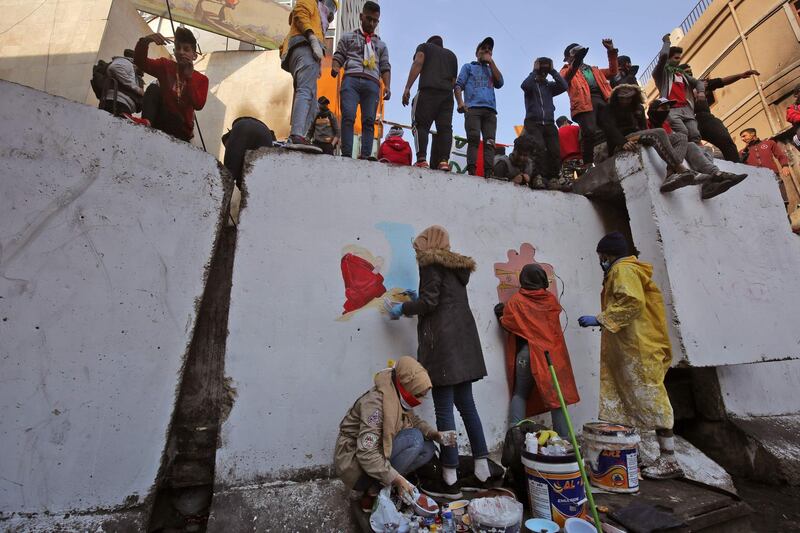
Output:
[441, 507, 455, 533]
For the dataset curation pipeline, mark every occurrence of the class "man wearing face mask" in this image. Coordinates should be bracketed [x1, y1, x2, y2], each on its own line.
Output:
[335, 356, 444, 511]
[578, 232, 683, 480]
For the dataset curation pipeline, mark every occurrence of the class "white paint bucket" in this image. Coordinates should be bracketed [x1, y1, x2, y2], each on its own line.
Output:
[521, 450, 587, 528]
[582, 422, 641, 493]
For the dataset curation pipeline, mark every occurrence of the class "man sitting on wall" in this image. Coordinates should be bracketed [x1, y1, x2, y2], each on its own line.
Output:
[493, 134, 540, 188]
[135, 28, 208, 143]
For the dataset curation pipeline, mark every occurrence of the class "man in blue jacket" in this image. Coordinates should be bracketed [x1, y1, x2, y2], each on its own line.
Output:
[455, 37, 504, 178]
[522, 57, 569, 190]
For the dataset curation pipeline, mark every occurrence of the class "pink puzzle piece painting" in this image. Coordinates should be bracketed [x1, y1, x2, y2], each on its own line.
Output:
[494, 243, 559, 304]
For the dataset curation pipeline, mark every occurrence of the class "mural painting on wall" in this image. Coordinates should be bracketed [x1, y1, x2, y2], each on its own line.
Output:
[338, 222, 419, 321]
[494, 243, 559, 303]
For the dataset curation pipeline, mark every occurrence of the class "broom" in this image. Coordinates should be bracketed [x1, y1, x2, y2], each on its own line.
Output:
[544, 350, 603, 532]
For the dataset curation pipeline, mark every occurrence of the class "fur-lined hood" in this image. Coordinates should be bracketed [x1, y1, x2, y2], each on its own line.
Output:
[609, 83, 645, 107]
[416, 249, 477, 272]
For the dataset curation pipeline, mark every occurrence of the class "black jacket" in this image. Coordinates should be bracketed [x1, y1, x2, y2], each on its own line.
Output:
[598, 101, 647, 156]
[401, 249, 487, 387]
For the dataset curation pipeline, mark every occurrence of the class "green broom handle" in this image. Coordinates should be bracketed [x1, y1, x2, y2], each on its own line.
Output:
[544, 350, 603, 533]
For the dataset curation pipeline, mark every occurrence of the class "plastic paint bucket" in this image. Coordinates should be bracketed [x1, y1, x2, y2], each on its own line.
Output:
[563, 517, 596, 533]
[522, 450, 587, 528]
[582, 422, 641, 493]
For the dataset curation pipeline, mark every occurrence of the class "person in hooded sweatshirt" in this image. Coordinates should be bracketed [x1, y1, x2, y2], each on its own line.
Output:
[578, 232, 684, 480]
[335, 356, 442, 511]
[385, 225, 490, 499]
[494, 264, 579, 435]
[377, 125, 413, 165]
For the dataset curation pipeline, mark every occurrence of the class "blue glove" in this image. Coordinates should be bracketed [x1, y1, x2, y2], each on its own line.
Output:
[402, 290, 419, 302]
[578, 315, 601, 328]
[383, 298, 404, 320]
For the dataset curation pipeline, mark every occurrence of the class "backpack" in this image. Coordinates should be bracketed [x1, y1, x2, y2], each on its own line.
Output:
[501, 419, 546, 505]
[90, 60, 111, 101]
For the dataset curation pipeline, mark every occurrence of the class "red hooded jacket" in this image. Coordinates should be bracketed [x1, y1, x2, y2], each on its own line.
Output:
[787, 104, 800, 126]
[378, 137, 412, 166]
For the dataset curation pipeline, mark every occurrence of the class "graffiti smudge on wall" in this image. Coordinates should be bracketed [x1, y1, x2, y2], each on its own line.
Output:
[494, 243, 559, 303]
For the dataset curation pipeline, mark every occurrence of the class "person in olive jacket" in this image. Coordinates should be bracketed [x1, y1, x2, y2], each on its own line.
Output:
[385, 225, 490, 499]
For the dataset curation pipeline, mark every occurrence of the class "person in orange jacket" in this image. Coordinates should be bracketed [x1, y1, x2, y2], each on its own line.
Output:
[560, 39, 619, 166]
[494, 264, 579, 436]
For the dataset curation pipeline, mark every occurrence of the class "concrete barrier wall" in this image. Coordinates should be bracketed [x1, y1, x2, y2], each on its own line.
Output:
[620, 149, 800, 368]
[0, 81, 228, 517]
[217, 150, 608, 487]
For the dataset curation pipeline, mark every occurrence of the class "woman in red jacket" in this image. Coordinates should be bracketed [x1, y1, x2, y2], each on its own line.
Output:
[378, 125, 413, 165]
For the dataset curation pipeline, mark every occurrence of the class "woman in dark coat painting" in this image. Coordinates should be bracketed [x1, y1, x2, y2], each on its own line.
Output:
[385, 225, 490, 498]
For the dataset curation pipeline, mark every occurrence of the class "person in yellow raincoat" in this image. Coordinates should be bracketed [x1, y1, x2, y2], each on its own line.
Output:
[578, 232, 683, 480]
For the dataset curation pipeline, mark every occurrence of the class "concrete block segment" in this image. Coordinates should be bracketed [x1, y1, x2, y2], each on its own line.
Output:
[0, 81, 229, 524]
[216, 149, 608, 491]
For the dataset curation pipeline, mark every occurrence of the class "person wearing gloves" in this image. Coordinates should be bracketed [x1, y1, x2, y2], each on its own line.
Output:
[332, 1, 391, 159]
[578, 232, 683, 480]
[521, 57, 570, 190]
[378, 125, 413, 165]
[335, 356, 442, 511]
[494, 264, 579, 435]
[385, 226, 490, 499]
[280, 0, 337, 152]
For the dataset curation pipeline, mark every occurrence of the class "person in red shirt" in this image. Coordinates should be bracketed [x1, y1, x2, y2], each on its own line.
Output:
[135, 28, 209, 142]
[556, 115, 582, 180]
[740, 127, 791, 205]
[377, 125, 412, 165]
[787, 85, 800, 148]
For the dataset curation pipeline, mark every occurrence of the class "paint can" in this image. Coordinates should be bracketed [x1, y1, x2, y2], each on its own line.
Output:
[521, 450, 587, 528]
[582, 422, 641, 493]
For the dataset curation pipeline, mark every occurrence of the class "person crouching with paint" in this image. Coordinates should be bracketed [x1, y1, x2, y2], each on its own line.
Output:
[494, 264, 579, 436]
[335, 356, 443, 511]
[578, 232, 684, 479]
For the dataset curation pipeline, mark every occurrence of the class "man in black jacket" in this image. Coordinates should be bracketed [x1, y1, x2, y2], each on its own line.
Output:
[610, 55, 639, 88]
[598, 84, 697, 193]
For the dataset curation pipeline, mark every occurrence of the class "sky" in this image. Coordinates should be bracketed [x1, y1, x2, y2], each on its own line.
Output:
[378, 0, 700, 145]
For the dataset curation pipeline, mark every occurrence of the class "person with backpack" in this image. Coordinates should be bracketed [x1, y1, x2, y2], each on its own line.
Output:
[134, 28, 209, 142]
[94, 49, 144, 116]
[494, 263, 578, 435]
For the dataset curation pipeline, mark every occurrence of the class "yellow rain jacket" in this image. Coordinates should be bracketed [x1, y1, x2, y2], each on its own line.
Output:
[596, 256, 674, 430]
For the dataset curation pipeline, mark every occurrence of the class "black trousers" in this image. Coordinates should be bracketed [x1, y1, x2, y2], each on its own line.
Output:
[100, 99, 132, 117]
[697, 113, 740, 163]
[222, 117, 274, 187]
[572, 95, 606, 164]
[413, 89, 454, 165]
[465, 107, 497, 177]
[142, 83, 191, 141]
[524, 121, 561, 181]
[313, 141, 335, 155]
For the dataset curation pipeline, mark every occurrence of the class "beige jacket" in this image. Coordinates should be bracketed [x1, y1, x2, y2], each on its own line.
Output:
[334, 363, 435, 488]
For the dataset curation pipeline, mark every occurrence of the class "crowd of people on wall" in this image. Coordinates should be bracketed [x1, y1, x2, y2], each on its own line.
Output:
[94, 1, 798, 204]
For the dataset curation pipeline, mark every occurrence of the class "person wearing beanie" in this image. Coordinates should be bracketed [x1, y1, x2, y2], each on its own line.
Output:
[384, 226, 491, 498]
[610, 55, 639, 88]
[377, 125, 413, 165]
[335, 356, 442, 511]
[307, 95, 340, 155]
[578, 232, 683, 480]
[455, 37, 504, 178]
[494, 263, 579, 434]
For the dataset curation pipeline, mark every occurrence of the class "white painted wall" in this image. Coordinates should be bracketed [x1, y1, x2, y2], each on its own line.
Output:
[621, 148, 800, 368]
[217, 150, 608, 485]
[0, 81, 227, 514]
[716, 360, 800, 417]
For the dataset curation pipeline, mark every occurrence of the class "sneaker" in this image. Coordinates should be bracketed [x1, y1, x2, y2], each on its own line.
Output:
[284, 134, 323, 153]
[419, 478, 463, 500]
[701, 172, 748, 200]
[642, 454, 684, 480]
[124, 114, 151, 127]
[715, 171, 748, 187]
[692, 173, 715, 184]
[660, 170, 697, 193]
[359, 493, 376, 513]
[437, 161, 451, 171]
[560, 177, 574, 192]
[531, 175, 546, 189]
[458, 474, 495, 492]
[414, 160, 429, 168]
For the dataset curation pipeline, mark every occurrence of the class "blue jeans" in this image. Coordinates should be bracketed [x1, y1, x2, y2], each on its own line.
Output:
[340, 75, 380, 158]
[432, 382, 489, 468]
[510, 344, 569, 437]
[288, 45, 320, 137]
[354, 428, 435, 490]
